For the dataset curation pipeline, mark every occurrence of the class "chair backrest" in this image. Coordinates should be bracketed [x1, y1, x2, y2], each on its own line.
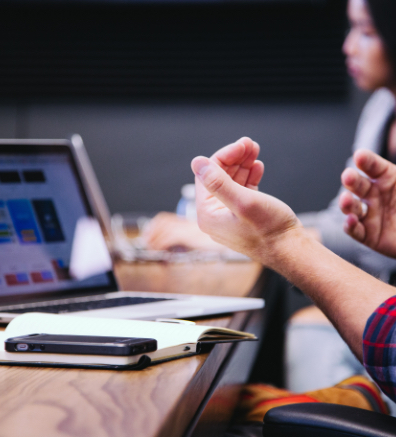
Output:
[262, 403, 396, 437]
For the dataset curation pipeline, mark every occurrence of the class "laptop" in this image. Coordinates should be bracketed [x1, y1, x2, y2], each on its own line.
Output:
[0, 139, 264, 323]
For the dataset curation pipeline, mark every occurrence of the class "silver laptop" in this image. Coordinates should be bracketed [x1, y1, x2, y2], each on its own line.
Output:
[0, 139, 263, 323]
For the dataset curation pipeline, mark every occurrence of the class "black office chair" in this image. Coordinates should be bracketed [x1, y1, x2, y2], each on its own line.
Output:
[262, 403, 396, 436]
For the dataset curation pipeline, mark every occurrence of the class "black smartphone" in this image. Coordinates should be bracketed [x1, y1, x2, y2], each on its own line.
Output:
[5, 333, 157, 356]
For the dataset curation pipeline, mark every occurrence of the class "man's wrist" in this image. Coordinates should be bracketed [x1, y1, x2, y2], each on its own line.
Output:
[256, 225, 310, 273]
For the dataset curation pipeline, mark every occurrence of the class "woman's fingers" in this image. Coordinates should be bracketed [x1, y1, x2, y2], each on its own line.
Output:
[343, 213, 366, 242]
[354, 149, 391, 179]
[339, 191, 367, 218]
[341, 168, 372, 199]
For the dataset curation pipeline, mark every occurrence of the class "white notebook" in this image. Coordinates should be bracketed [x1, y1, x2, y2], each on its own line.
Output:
[0, 313, 257, 369]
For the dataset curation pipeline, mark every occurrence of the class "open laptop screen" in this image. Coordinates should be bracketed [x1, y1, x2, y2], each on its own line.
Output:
[0, 142, 117, 303]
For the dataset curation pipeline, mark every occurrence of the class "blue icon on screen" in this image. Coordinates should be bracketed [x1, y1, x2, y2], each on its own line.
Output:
[7, 199, 42, 244]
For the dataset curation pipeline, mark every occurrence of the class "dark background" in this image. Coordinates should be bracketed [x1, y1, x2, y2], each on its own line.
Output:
[0, 0, 368, 215]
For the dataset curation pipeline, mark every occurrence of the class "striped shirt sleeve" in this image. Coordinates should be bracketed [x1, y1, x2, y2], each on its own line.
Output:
[363, 296, 396, 402]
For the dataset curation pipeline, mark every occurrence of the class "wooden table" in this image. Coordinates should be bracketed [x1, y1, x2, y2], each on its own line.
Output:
[0, 260, 264, 437]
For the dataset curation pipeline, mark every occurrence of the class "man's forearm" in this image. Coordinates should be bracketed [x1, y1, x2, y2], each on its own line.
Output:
[191, 140, 396, 362]
[264, 229, 396, 361]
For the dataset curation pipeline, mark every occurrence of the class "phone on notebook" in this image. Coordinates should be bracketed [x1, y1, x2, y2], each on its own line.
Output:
[5, 334, 157, 356]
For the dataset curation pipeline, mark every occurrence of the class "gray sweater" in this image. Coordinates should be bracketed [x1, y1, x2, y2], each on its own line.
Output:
[299, 88, 396, 281]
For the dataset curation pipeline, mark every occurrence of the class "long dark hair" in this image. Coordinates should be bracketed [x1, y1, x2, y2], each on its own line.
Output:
[366, 0, 396, 72]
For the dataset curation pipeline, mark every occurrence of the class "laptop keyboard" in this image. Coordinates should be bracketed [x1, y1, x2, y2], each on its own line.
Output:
[4, 296, 172, 314]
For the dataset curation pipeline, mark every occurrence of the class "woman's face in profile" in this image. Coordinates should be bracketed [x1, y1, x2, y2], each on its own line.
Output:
[343, 0, 394, 92]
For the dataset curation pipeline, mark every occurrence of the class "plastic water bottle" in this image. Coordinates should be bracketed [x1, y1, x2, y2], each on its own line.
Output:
[176, 184, 197, 220]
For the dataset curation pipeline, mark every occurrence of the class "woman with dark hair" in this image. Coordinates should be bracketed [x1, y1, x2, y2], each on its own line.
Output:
[217, 0, 396, 434]
[285, 0, 396, 397]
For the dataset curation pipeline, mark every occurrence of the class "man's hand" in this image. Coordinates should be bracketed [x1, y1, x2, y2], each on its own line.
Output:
[192, 139, 396, 362]
[340, 149, 396, 258]
[145, 138, 265, 252]
[210, 137, 264, 190]
[191, 137, 302, 265]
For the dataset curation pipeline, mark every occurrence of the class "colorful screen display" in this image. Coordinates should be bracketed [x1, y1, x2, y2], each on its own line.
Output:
[0, 148, 113, 299]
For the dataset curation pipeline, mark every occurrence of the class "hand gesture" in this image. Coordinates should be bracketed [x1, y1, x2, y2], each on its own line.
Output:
[191, 137, 301, 264]
[340, 149, 396, 258]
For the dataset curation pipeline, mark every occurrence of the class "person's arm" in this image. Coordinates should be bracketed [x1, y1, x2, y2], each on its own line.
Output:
[191, 138, 395, 361]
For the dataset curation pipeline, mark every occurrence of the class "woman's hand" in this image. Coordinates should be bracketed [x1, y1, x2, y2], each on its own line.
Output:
[340, 149, 396, 258]
[143, 212, 225, 252]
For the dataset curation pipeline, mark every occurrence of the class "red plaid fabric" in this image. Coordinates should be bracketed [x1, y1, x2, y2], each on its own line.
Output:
[363, 296, 396, 402]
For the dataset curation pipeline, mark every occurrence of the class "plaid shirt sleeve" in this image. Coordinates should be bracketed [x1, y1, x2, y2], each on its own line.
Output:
[363, 296, 396, 402]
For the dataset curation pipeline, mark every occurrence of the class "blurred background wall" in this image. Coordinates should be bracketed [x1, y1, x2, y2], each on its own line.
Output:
[0, 0, 368, 215]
